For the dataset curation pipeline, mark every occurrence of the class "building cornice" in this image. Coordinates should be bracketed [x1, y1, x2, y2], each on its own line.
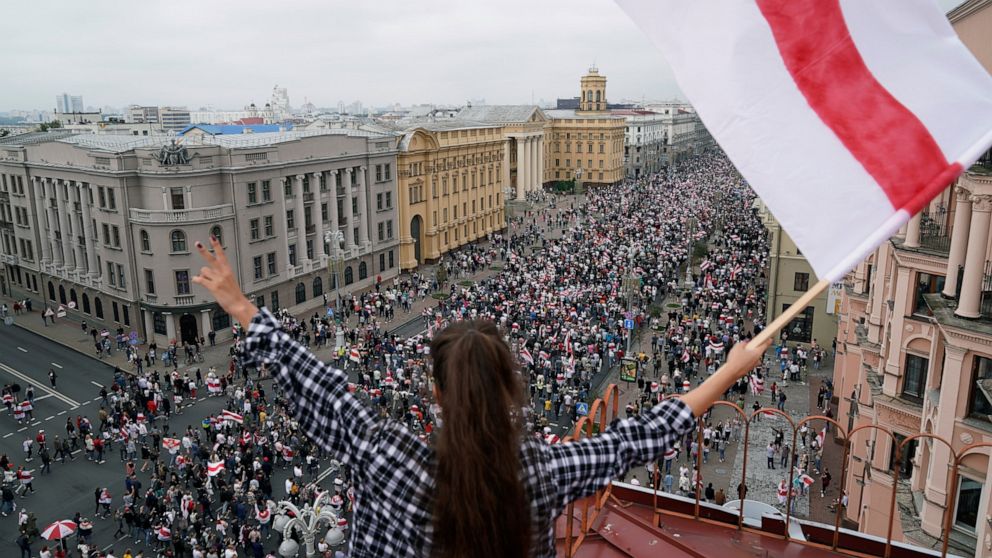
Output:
[948, 0, 991, 22]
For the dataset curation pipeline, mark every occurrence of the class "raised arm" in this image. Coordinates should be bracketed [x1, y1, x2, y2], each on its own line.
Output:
[548, 338, 768, 508]
[192, 237, 379, 466]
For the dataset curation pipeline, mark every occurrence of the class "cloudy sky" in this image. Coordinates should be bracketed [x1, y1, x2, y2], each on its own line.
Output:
[1, 0, 965, 112]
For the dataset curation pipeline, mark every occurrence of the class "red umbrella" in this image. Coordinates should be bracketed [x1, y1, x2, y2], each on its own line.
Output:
[41, 520, 77, 540]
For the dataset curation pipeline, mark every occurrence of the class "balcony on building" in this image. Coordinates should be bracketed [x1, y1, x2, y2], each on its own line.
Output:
[129, 203, 234, 224]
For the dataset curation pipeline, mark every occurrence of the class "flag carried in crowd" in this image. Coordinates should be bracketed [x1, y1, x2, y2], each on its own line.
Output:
[207, 460, 225, 476]
[221, 410, 244, 424]
[520, 347, 534, 365]
[615, 0, 992, 286]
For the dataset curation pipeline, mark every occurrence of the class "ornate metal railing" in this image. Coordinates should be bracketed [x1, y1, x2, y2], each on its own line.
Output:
[557, 389, 986, 558]
[919, 206, 950, 252]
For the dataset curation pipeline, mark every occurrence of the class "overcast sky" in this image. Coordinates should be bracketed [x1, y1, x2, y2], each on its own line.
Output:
[1, 0, 966, 112]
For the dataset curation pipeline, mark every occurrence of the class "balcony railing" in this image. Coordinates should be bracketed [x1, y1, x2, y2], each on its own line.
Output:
[0, 254, 18, 265]
[919, 206, 950, 252]
[556, 385, 978, 558]
[981, 260, 992, 319]
[175, 295, 195, 306]
[129, 204, 235, 224]
[303, 192, 314, 203]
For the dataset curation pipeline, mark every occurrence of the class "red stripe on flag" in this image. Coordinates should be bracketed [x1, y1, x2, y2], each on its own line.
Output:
[756, 0, 961, 215]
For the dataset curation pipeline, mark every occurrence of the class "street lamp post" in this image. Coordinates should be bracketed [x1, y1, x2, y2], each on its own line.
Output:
[273, 491, 346, 558]
[324, 229, 346, 350]
[683, 217, 696, 292]
[575, 167, 584, 195]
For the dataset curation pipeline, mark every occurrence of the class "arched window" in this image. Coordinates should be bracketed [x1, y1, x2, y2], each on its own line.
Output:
[210, 225, 223, 246]
[344, 266, 354, 286]
[170, 230, 187, 252]
[140, 229, 150, 252]
[295, 282, 306, 304]
[58, 285, 66, 304]
[70, 289, 78, 308]
[595, 90, 601, 102]
[82, 293, 90, 314]
[358, 261, 368, 280]
[312, 276, 323, 298]
[94, 297, 104, 319]
[48, 282, 55, 301]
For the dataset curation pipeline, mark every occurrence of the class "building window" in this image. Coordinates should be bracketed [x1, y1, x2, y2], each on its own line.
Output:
[295, 282, 306, 304]
[385, 191, 392, 208]
[887, 433, 917, 478]
[344, 266, 354, 285]
[389, 250, 394, 268]
[267, 252, 277, 276]
[783, 304, 813, 343]
[968, 355, 992, 421]
[112, 226, 121, 248]
[95, 297, 103, 319]
[247, 182, 257, 204]
[793, 272, 809, 292]
[112, 301, 120, 323]
[153, 312, 167, 335]
[270, 291, 279, 311]
[386, 220, 393, 239]
[144, 269, 155, 294]
[107, 262, 116, 287]
[107, 189, 116, 210]
[384, 164, 391, 180]
[170, 230, 187, 252]
[954, 477, 982, 532]
[264, 216, 274, 237]
[358, 261, 368, 280]
[170, 187, 185, 210]
[902, 354, 928, 400]
[253, 256, 263, 280]
[913, 273, 944, 315]
[212, 308, 231, 331]
[313, 276, 323, 297]
[210, 225, 222, 246]
[261, 180, 272, 201]
[286, 209, 295, 230]
[375, 164, 383, 182]
[140, 230, 150, 252]
[376, 193, 383, 211]
[378, 222, 384, 242]
[255, 295, 265, 309]
[250, 219, 260, 241]
[379, 253, 385, 272]
[175, 270, 191, 295]
[288, 245, 297, 266]
[82, 293, 90, 314]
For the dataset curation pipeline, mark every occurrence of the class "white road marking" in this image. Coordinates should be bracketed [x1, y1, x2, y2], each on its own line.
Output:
[17, 427, 26, 432]
[50, 362, 63, 369]
[56, 411, 66, 416]
[17, 347, 27, 353]
[30, 421, 41, 426]
[34, 393, 55, 402]
[0, 362, 80, 408]
[90, 381, 103, 388]
[44, 415, 54, 421]
[2, 433, 10, 439]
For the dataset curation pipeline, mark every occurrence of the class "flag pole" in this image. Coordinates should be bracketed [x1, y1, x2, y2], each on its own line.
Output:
[748, 279, 831, 349]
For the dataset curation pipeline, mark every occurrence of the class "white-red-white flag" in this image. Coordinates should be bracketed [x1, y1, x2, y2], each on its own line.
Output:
[349, 348, 361, 363]
[520, 348, 534, 365]
[221, 410, 243, 424]
[615, 0, 992, 282]
[207, 460, 225, 477]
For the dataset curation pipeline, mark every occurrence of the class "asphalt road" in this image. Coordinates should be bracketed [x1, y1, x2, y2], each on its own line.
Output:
[0, 324, 336, 557]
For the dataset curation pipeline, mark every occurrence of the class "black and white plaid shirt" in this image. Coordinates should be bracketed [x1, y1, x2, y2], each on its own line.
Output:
[244, 308, 695, 557]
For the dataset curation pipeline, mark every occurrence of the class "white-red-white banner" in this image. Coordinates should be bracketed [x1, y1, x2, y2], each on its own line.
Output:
[615, 0, 992, 281]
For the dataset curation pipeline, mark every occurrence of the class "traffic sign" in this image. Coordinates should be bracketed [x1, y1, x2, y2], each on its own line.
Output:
[624, 318, 635, 330]
[576, 402, 589, 416]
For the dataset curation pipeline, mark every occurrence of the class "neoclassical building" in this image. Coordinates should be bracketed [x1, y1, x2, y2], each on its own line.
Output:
[545, 67, 626, 187]
[395, 122, 507, 270]
[0, 129, 400, 345]
[455, 105, 547, 201]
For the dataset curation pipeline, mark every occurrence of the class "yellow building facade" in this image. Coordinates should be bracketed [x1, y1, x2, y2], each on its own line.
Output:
[396, 123, 507, 270]
[545, 67, 626, 186]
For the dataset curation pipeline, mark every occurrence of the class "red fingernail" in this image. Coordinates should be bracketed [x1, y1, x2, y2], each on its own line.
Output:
[195, 242, 203, 248]
[210, 235, 217, 241]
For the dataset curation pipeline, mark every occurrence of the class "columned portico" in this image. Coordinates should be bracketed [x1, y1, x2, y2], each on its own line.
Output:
[515, 138, 526, 201]
[955, 194, 992, 318]
[312, 172, 324, 259]
[344, 168, 355, 250]
[904, 211, 922, 248]
[943, 186, 972, 299]
[32, 177, 51, 264]
[294, 174, 309, 267]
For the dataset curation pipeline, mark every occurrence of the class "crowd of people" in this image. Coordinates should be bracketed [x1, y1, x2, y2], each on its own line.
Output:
[0, 150, 841, 557]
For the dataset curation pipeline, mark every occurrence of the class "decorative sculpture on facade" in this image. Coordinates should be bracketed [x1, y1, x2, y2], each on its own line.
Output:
[156, 139, 192, 165]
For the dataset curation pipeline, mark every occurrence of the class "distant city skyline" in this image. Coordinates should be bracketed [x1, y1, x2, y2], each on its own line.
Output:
[1, 0, 965, 113]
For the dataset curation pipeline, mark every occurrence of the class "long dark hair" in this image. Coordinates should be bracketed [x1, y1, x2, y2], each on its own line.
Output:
[430, 320, 530, 557]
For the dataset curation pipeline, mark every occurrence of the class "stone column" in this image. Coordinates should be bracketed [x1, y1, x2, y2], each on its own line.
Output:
[280, 178, 291, 267]
[921, 344, 966, 533]
[515, 137, 526, 201]
[537, 135, 544, 190]
[47, 179, 62, 267]
[357, 166, 370, 247]
[80, 184, 98, 276]
[55, 180, 74, 269]
[344, 168, 355, 250]
[530, 135, 539, 192]
[143, 309, 155, 344]
[296, 174, 310, 266]
[164, 312, 176, 342]
[943, 187, 972, 298]
[312, 172, 324, 259]
[502, 141, 511, 195]
[72, 184, 86, 275]
[955, 195, 992, 319]
[200, 309, 212, 337]
[329, 170, 339, 239]
[32, 178, 52, 264]
[904, 211, 922, 248]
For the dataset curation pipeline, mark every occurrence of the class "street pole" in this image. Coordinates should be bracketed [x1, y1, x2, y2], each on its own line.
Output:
[324, 230, 345, 350]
